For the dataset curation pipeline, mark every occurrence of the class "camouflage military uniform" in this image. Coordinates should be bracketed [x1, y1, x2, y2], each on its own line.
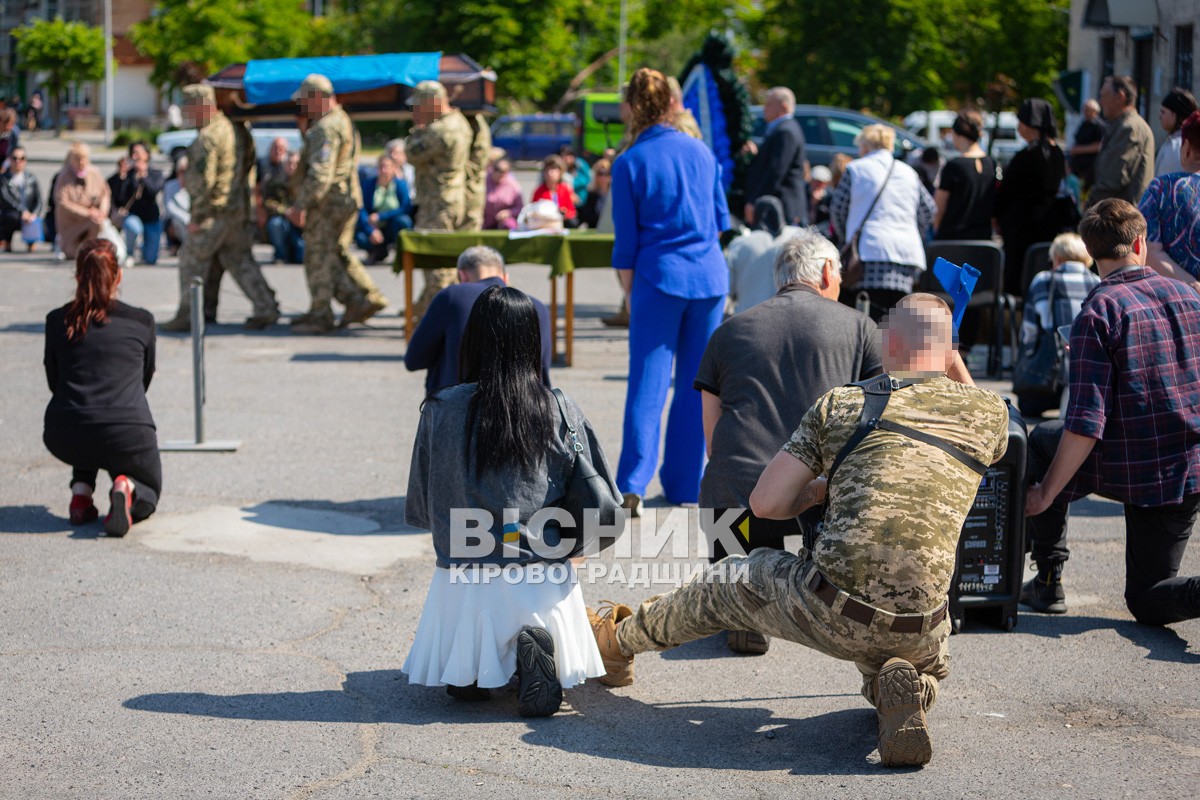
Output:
[170, 111, 278, 328]
[616, 375, 1009, 710]
[459, 114, 491, 231]
[406, 107, 471, 314]
[296, 105, 388, 328]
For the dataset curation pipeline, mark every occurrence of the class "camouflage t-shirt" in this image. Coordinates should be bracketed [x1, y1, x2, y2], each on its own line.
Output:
[783, 375, 1009, 613]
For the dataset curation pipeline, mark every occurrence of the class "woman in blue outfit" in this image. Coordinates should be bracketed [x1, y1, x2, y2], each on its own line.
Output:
[611, 68, 730, 510]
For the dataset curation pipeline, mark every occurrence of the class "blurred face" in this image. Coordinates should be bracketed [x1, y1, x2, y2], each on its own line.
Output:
[0, 117, 13, 133]
[594, 164, 611, 191]
[377, 157, 396, 183]
[388, 146, 407, 167]
[9, 149, 25, 171]
[543, 165, 561, 186]
[285, 153, 300, 175]
[69, 153, 89, 175]
[1099, 79, 1126, 119]
[1017, 120, 1039, 144]
[270, 137, 288, 162]
[130, 143, 149, 166]
[1160, 106, 1179, 134]
[764, 96, 787, 123]
[491, 159, 510, 178]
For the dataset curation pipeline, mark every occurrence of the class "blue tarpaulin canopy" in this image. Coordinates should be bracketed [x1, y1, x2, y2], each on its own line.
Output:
[242, 53, 442, 105]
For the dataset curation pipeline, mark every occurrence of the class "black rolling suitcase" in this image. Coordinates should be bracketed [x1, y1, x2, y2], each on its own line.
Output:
[949, 399, 1028, 633]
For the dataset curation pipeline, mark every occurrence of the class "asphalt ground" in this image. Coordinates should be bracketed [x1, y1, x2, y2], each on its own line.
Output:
[3, 150, 1199, 798]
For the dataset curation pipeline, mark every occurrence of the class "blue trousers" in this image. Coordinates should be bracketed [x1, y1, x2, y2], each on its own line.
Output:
[616, 280, 724, 504]
[266, 215, 305, 263]
[122, 216, 162, 265]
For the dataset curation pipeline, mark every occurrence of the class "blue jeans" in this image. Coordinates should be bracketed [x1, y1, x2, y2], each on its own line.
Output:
[355, 214, 411, 255]
[266, 215, 305, 263]
[122, 216, 162, 265]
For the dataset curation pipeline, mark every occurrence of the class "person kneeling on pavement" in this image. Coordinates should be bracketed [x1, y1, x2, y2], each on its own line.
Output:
[589, 293, 1010, 768]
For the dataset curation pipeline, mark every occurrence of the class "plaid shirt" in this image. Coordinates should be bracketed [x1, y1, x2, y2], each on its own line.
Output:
[1065, 267, 1200, 506]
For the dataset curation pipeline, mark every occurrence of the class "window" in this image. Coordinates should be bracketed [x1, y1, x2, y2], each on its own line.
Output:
[528, 122, 561, 136]
[825, 117, 863, 147]
[491, 120, 523, 139]
[589, 102, 622, 124]
[1100, 36, 1116, 86]
[796, 114, 827, 145]
[1176, 26, 1195, 91]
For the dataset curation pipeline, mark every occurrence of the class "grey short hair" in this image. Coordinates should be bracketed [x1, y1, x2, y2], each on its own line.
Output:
[766, 86, 795, 113]
[1049, 232, 1092, 267]
[385, 138, 406, 154]
[773, 228, 840, 290]
[457, 245, 505, 274]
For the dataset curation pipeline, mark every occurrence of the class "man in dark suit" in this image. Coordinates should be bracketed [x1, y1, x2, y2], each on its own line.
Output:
[745, 86, 808, 227]
[404, 246, 552, 396]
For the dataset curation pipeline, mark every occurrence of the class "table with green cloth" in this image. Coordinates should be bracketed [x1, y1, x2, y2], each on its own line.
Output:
[394, 230, 615, 366]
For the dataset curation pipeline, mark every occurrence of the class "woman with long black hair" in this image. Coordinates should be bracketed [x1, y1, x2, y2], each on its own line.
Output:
[402, 285, 616, 716]
[43, 238, 160, 536]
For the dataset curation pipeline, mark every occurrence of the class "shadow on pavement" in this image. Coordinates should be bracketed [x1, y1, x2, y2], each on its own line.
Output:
[242, 497, 418, 532]
[0, 504, 70, 534]
[289, 353, 406, 362]
[1018, 613, 1200, 663]
[124, 669, 883, 775]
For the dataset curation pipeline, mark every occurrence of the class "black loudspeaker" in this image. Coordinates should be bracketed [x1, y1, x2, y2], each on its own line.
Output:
[949, 400, 1028, 633]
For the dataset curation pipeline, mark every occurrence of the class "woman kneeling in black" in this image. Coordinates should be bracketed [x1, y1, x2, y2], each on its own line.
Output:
[44, 238, 161, 536]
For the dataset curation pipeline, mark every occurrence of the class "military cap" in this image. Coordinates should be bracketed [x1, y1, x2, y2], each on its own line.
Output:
[409, 80, 448, 106]
[181, 84, 215, 104]
[292, 73, 334, 100]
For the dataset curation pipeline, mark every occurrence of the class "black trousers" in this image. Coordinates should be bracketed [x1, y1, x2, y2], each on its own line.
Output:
[44, 423, 161, 522]
[706, 507, 804, 563]
[1026, 419, 1200, 625]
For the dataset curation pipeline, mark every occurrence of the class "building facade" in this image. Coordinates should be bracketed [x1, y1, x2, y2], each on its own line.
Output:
[2, 0, 157, 123]
[1067, 0, 1196, 146]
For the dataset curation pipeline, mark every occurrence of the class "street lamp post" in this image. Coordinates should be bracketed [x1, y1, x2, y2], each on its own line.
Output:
[618, 0, 627, 89]
[103, 0, 113, 145]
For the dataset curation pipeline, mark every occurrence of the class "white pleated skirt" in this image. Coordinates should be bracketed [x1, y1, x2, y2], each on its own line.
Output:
[402, 564, 605, 690]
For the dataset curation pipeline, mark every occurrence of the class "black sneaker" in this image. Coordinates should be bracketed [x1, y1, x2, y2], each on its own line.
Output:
[1019, 573, 1067, 614]
[516, 626, 562, 717]
[445, 683, 491, 702]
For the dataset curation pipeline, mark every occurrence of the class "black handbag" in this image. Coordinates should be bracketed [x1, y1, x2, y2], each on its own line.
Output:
[1012, 277, 1067, 403]
[547, 389, 624, 557]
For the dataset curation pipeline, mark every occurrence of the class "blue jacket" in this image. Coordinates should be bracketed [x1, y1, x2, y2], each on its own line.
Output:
[611, 124, 730, 299]
[404, 277, 553, 396]
[357, 175, 412, 237]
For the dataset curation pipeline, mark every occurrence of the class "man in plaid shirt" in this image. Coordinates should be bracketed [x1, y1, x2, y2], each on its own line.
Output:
[1024, 199, 1200, 625]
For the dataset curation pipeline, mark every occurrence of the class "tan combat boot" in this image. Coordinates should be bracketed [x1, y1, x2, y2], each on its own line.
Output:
[874, 657, 932, 767]
[587, 601, 634, 687]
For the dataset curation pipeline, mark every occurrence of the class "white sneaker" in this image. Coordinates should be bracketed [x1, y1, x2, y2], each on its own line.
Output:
[122, 256, 135, 268]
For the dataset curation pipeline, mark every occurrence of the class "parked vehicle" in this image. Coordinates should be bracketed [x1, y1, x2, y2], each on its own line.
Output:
[489, 114, 574, 162]
[156, 125, 304, 163]
[749, 105, 928, 166]
[573, 92, 625, 159]
[902, 109, 1024, 166]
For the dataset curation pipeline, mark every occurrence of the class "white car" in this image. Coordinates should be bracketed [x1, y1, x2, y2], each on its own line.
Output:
[156, 126, 304, 163]
[903, 110, 1024, 166]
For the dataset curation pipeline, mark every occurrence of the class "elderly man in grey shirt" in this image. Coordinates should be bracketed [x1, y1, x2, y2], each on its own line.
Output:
[1089, 75, 1156, 207]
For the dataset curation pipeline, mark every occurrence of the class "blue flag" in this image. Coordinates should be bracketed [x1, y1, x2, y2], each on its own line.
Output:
[932, 257, 980, 333]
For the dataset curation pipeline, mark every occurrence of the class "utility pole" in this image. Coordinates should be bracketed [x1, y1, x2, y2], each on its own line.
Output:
[617, 0, 627, 89]
[103, 0, 113, 145]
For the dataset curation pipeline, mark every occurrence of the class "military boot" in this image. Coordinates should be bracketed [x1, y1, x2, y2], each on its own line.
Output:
[1019, 563, 1066, 614]
[158, 315, 192, 333]
[587, 602, 634, 686]
[875, 658, 932, 768]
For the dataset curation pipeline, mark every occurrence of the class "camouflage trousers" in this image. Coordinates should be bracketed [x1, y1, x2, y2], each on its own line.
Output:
[616, 548, 952, 710]
[304, 200, 388, 325]
[175, 215, 277, 322]
[414, 267, 458, 318]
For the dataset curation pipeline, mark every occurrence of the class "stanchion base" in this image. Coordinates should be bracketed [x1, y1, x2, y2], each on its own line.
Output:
[160, 440, 241, 452]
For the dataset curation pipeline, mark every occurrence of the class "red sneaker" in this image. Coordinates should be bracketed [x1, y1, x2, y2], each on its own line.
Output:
[68, 494, 98, 525]
[104, 476, 133, 537]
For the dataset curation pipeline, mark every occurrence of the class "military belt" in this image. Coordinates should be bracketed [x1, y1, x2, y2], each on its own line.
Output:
[805, 563, 948, 634]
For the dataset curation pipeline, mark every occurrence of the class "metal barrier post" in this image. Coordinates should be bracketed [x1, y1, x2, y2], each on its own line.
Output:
[161, 278, 240, 452]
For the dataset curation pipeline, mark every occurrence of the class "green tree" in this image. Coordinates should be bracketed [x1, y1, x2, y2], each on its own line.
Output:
[130, 0, 316, 93]
[12, 17, 105, 132]
[757, 0, 1068, 117]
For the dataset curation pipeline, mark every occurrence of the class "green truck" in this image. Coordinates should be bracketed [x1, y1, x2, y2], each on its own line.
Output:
[573, 92, 625, 159]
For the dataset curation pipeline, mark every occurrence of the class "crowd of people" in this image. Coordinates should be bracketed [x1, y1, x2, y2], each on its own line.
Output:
[36, 66, 1200, 771]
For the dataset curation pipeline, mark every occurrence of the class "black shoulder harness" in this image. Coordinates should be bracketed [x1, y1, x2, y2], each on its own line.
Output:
[826, 374, 988, 487]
